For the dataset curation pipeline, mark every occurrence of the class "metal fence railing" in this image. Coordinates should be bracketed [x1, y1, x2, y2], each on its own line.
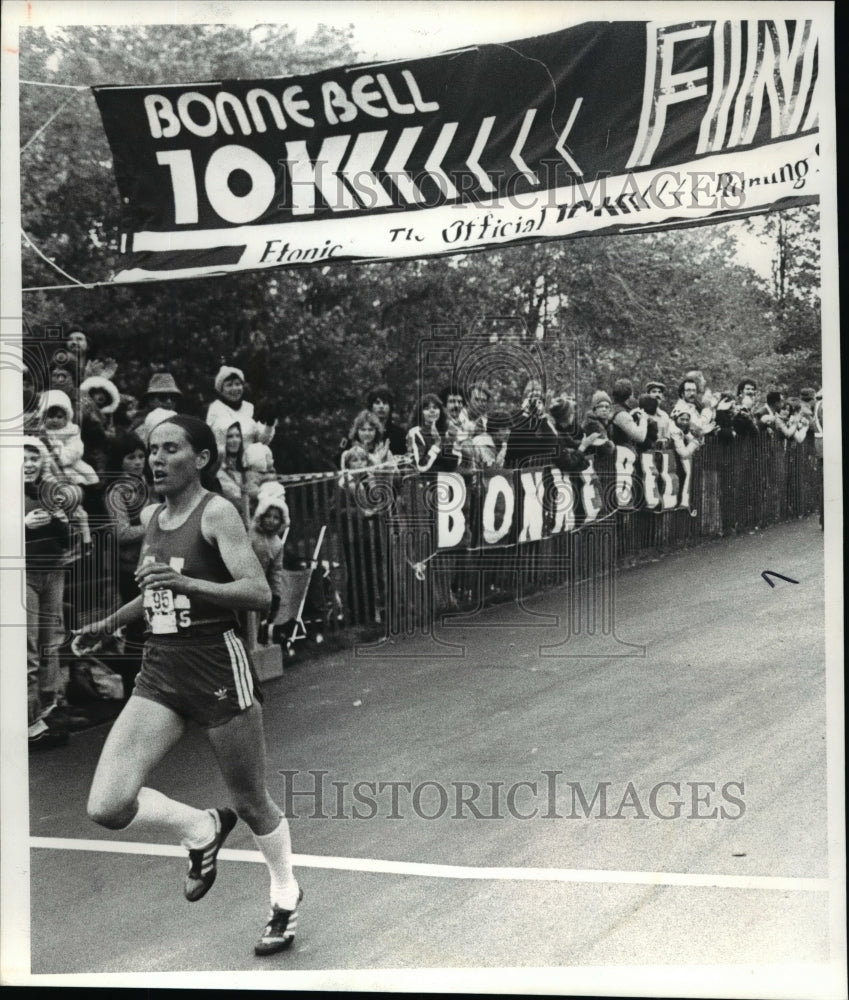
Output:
[273, 434, 821, 643]
[41, 432, 820, 702]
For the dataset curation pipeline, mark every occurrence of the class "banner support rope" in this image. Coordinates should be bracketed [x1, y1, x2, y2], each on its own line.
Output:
[20, 90, 82, 154]
[20, 80, 90, 90]
[20, 228, 91, 288]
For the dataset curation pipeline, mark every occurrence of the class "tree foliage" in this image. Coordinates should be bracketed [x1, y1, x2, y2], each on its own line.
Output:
[19, 24, 823, 472]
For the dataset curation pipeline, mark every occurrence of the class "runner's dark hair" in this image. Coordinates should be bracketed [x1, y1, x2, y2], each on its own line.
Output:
[149, 414, 220, 490]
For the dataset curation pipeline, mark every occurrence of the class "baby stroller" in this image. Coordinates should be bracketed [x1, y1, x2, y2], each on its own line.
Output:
[272, 526, 343, 659]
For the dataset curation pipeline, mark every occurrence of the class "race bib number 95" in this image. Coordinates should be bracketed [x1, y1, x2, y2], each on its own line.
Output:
[142, 556, 192, 633]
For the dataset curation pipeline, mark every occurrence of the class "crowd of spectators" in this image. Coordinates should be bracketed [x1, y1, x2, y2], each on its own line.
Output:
[335, 372, 822, 480]
[23, 330, 291, 750]
[22, 325, 823, 750]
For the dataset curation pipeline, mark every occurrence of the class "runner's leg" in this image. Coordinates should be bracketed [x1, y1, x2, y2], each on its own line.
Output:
[87, 696, 213, 845]
[206, 701, 299, 907]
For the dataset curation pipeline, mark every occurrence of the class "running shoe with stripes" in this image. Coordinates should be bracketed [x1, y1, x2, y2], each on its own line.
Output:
[184, 807, 238, 902]
[254, 886, 303, 956]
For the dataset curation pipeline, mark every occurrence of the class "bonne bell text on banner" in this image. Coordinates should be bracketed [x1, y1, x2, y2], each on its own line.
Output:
[92, 19, 820, 283]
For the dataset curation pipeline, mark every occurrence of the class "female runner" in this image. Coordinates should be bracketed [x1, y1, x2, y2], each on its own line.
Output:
[76, 415, 300, 956]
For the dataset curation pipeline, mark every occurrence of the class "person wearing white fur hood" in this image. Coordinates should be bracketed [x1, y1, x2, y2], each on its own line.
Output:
[37, 389, 99, 487]
[206, 365, 276, 457]
[79, 375, 121, 474]
[249, 483, 290, 644]
[79, 375, 121, 421]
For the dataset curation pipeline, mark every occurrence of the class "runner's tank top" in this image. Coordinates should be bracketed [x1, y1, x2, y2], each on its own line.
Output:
[139, 492, 237, 636]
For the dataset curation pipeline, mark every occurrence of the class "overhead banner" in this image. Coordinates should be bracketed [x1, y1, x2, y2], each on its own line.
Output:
[92, 20, 820, 283]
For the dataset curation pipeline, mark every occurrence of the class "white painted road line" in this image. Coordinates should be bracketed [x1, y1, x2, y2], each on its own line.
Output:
[30, 837, 830, 892]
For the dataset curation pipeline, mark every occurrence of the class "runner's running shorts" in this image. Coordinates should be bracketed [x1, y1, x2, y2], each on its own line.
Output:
[133, 628, 264, 728]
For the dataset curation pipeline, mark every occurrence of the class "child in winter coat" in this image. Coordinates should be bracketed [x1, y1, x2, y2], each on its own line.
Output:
[243, 442, 277, 511]
[38, 390, 99, 487]
[249, 482, 290, 643]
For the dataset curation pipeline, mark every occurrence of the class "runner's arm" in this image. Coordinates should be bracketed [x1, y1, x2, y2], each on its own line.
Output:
[75, 595, 145, 636]
[200, 497, 272, 614]
[134, 498, 271, 614]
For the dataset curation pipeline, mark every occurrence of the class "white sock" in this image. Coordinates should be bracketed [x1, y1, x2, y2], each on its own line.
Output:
[252, 816, 299, 908]
[124, 787, 215, 848]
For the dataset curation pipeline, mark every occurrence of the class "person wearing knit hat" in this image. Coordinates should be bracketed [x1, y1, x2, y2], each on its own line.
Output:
[579, 390, 614, 455]
[590, 389, 611, 415]
[37, 389, 99, 486]
[215, 365, 245, 397]
[255, 481, 290, 528]
[206, 364, 276, 458]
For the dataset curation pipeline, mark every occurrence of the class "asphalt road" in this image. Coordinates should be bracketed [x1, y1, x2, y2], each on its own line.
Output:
[26, 517, 836, 984]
